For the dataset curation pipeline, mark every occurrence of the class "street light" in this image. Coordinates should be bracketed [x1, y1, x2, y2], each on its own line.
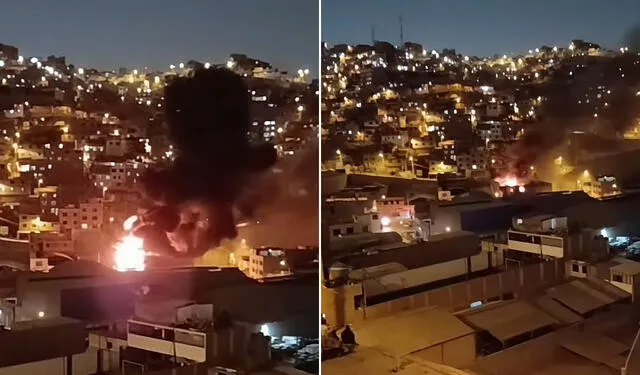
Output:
[336, 150, 343, 166]
[409, 156, 415, 177]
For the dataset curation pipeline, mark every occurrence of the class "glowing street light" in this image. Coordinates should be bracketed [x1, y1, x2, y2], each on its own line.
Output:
[336, 149, 343, 166]
[409, 156, 415, 176]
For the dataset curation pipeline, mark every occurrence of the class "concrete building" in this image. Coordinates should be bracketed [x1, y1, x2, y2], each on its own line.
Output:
[0, 317, 88, 375]
[477, 121, 504, 142]
[0, 265, 317, 374]
[456, 146, 488, 177]
[59, 198, 104, 233]
[105, 138, 128, 157]
[248, 247, 291, 279]
[17, 213, 59, 239]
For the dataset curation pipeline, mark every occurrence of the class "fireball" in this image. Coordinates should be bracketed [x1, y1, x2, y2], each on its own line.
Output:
[114, 234, 146, 272]
[495, 175, 521, 187]
[504, 177, 519, 187]
[113, 215, 147, 272]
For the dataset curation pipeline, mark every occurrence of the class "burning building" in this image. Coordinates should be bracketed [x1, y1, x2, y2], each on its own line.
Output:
[494, 175, 552, 198]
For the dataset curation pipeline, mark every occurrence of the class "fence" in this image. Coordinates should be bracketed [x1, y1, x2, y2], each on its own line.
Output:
[323, 259, 566, 326]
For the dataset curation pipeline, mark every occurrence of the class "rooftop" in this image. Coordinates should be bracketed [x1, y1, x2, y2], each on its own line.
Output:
[354, 307, 474, 358]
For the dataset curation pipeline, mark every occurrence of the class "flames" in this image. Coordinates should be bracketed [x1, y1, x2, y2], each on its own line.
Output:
[113, 215, 147, 272]
[495, 174, 524, 187]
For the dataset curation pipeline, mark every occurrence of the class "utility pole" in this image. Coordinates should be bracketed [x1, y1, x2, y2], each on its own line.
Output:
[371, 25, 376, 44]
[622, 324, 640, 374]
[399, 15, 404, 45]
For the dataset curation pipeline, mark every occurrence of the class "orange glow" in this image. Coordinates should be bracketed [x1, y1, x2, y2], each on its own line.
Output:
[114, 234, 146, 272]
[113, 215, 145, 272]
[123, 215, 138, 231]
[495, 175, 521, 187]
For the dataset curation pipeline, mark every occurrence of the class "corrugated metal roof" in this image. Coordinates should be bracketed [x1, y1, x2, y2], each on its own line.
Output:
[532, 296, 583, 325]
[547, 280, 613, 315]
[462, 301, 558, 342]
[355, 307, 474, 357]
[556, 329, 628, 368]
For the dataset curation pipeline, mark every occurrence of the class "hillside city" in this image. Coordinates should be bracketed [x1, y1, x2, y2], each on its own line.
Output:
[0, 41, 319, 375]
[321, 38, 640, 374]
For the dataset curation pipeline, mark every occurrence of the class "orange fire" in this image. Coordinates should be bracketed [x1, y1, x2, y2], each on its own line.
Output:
[113, 215, 146, 272]
[495, 175, 522, 187]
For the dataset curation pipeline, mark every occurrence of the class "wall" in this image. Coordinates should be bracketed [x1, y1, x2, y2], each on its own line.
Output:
[346, 173, 438, 197]
[0, 358, 65, 375]
[0, 351, 96, 375]
[363, 252, 492, 297]
[410, 334, 476, 368]
[323, 259, 565, 327]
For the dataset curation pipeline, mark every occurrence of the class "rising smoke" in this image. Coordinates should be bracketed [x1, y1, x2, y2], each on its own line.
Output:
[135, 68, 277, 257]
[505, 49, 640, 176]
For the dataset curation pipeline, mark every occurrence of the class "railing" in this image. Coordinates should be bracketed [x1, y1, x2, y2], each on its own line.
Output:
[127, 320, 207, 363]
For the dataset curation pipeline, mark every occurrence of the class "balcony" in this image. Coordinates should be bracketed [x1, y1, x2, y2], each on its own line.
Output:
[507, 230, 564, 259]
[126, 320, 206, 363]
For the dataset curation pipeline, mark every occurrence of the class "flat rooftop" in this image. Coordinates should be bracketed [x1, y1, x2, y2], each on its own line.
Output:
[354, 307, 474, 358]
[5, 316, 82, 332]
[322, 346, 474, 375]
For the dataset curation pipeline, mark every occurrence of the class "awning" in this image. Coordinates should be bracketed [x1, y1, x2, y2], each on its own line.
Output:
[546, 280, 614, 315]
[462, 301, 558, 342]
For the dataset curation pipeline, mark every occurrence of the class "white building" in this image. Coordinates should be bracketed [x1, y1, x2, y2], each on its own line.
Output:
[328, 213, 382, 240]
[247, 247, 291, 279]
[507, 215, 568, 259]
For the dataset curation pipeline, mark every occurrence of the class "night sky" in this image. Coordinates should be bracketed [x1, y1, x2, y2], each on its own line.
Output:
[0, 0, 318, 74]
[323, 0, 640, 56]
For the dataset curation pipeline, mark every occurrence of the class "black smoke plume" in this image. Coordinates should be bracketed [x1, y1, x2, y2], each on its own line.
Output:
[134, 68, 277, 257]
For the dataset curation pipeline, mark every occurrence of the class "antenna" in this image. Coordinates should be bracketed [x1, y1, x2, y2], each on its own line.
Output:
[371, 24, 376, 44]
[399, 15, 404, 45]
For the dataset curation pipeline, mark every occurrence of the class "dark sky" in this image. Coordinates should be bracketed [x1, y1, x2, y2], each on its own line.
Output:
[0, 0, 318, 74]
[323, 0, 640, 56]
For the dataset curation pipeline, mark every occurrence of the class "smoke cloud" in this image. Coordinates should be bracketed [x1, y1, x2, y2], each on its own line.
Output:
[135, 68, 277, 257]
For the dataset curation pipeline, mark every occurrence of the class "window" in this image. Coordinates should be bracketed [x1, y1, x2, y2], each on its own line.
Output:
[174, 330, 205, 347]
[508, 232, 541, 244]
[129, 322, 155, 337]
[354, 295, 364, 310]
[346, 227, 354, 235]
[332, 229, 341, 236]
[581, 265, 587, 274]
[572, 264, 579, 272]
[163, 329, 175, 341]
[613, 274, 624, 283]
